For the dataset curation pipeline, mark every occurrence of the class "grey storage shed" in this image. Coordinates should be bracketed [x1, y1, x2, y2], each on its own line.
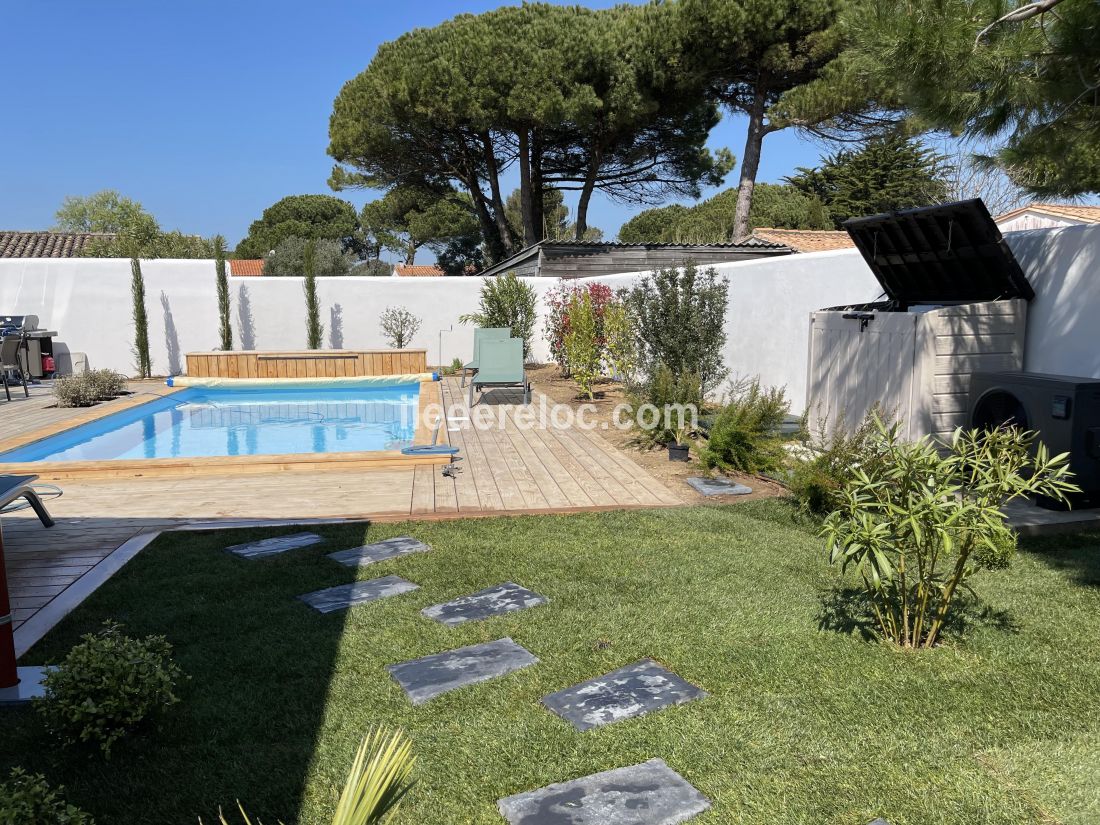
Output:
[806, 199, 1035, 442]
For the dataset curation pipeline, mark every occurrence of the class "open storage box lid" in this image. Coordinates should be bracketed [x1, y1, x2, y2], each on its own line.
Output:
[843, 199, 1034, 307]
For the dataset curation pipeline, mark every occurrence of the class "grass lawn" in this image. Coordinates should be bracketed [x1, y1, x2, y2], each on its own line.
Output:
[5, 502, 1100, 824]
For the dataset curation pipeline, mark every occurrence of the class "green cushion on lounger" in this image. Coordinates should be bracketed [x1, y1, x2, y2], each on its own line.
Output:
[473, 338, 524, 384]
[464, 327, 512, 371]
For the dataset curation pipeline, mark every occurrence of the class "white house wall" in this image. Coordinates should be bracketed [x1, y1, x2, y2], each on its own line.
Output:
[0, 223, 1094, 413]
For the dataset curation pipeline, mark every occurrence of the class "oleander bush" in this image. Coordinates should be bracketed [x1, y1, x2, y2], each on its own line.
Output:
[460, 271, 537, 358]
[700, 379, 790, 474]
[0, 767, 94, 825]
[36, 621, 184, 757]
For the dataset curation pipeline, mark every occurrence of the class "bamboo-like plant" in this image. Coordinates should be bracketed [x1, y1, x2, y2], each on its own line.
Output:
[822, 417, 1079, 648]
[214, 235, 233, 350]
[203, 727, 415, 825]
[303, 239, 324, 349]
[130, 257, 152, 378]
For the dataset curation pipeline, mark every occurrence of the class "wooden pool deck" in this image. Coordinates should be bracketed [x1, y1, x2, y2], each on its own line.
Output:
[1, 377, 682, 652]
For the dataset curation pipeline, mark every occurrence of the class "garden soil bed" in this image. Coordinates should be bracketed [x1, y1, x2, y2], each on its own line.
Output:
[527, 364, 786, 504]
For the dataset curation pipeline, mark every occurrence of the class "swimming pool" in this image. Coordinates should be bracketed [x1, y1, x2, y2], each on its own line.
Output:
[0, 384, 421, 464]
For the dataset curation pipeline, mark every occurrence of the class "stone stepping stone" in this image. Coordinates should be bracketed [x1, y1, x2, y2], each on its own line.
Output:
[687, 476, 752, 497]
[298, 575, 418, 614]
[497, 757, 710, 824]
[542, 658, 707, 732]
[226, 531, 322, 559]
[421, 582, 547, 626]
[387, 637, 537, 705]
[328, 536, 430, 567]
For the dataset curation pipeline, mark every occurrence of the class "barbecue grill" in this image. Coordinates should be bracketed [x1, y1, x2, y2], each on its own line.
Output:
[0, 315, 58, 379]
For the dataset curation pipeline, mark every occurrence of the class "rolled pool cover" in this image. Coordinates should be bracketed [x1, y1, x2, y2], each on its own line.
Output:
[167, 373, 439, 388]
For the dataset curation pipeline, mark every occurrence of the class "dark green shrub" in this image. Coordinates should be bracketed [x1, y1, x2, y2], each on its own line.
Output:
[631, 363, 703, 446]
[623, 261, 729, 393]
[0, 768, 94, 824]
[700, 380, 789, 473]
[37, 621, 184, 757]
[460, 271, 537, 358]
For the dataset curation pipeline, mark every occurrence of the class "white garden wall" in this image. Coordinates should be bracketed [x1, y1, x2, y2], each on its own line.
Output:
[0, 222, 1094, 413]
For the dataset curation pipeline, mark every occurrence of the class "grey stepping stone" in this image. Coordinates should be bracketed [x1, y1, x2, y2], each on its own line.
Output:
[687, 477, 752, 497]
[298, 575, 418, 614]
[227, 531, 323, 559]
[542, 658, 707, 732]
[386, 637, 538, 705]
[328, 536, 430, 567]
[421, 582, 547, 626]
[497, 757, 710, 824]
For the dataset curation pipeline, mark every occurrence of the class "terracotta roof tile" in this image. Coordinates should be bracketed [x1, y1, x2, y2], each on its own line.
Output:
[394, 264, 442, 276]
[995, 203, 1100, 224]
[229, 258, 265, 276]
[750, 228, 855, 253]
[0, 231, 115, 258]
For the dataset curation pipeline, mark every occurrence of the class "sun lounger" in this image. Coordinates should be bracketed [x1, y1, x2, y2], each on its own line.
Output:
[0, 474, 54, 528]
[461, 327, 512, 387]
[468, 338, 530, 407]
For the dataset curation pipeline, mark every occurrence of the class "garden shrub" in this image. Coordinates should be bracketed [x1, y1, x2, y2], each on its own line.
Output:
[562, 291, 601, 399]
[0, 768, 94, 825]
[602, 299, 636, 382]
[544, 281, 613, 373]
[700, 379, 789, 473]
[623, 261, 729, 394]
[822, 418, 1078, 648]
[37, 621, 184, 757]
[379, 306, 422, 349]
[53, 370, 125, 408]
[461, 271, 537, 358]
[631, 363, 703, 446]
[786, 407, 892, 514]
[87, 368, 126, 399]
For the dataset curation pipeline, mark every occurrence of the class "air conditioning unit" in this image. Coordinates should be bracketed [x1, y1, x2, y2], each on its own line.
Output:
[969, 371, 1100, 507]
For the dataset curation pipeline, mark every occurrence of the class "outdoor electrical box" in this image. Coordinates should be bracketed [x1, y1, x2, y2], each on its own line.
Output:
[805, 199, 1033, 443]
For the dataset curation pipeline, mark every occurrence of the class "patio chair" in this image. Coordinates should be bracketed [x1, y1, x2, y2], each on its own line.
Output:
[0, 474, 55, 528]
[468, 337, 531, 407]
[461, 327, 512, 388]
[0, 336, 28, 401]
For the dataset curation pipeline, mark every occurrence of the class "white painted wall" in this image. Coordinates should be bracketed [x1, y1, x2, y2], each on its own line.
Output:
[0, 224, 1093, 413]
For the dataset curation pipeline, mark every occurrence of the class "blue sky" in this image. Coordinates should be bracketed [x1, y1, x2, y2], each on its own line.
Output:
[0, 0, 828, 256]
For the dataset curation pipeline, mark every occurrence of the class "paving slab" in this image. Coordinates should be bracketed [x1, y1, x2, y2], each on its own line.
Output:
[686, 477, 752, 497]
[298, 575, 419, 614]
[542, 658, 707, 731]
[0, 666, 49, 706]
[226, 531, 323, 559]
[328, 536, 431, 567]
[386, 637, 538, 705]
[497, 757, 710, 824]
[421, 582, 547, 626]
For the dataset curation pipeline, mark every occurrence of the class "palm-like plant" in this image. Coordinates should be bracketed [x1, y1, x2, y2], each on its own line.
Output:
[204, 727, 415, 825]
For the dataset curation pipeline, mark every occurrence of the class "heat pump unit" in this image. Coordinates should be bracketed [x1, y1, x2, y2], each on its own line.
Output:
[969, 371, 1100, 506]
[807, 199, 1033, 442]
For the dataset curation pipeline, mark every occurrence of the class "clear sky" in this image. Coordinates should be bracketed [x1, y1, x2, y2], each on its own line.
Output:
[0, 0, 829, 256]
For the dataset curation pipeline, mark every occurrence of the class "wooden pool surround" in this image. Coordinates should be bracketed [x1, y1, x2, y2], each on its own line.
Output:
[185, 349, 429, 379]
[0, 379, 449, 481]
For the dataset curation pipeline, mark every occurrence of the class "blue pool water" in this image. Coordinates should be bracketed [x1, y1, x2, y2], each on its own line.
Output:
[0, 384, 421, 463]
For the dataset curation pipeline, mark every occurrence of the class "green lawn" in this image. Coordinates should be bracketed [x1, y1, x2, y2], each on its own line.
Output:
[5, 502, 1100, 824]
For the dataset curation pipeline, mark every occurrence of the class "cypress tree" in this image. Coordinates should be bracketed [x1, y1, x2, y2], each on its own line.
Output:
[130, 257, 152, 378]
[213, 235, 232, 350]
[303, 239, 324, 350]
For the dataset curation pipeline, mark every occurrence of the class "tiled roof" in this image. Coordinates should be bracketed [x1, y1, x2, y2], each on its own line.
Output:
[229, 258, 265, 276]
[543, 239, 787, 249]
[394, 263, 442, 276]
[750, 228, 855, 253]
[0, 231, 115, 258]
[995, 203, 1100, 224]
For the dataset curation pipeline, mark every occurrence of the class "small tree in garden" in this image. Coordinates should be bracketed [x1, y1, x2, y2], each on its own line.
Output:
[822, 419, 1078, 648]
[213, 235, 232, 350]
[624, 262, 729, 394]
[460, 272, 537, 358]
[303, 239, 324, 349]
[544, 280, 613, 374]
[602, 299, 636, 381]
[380, 306, 422, 349]
[130, 257, 152, 378]
[562, 291, 601, 399]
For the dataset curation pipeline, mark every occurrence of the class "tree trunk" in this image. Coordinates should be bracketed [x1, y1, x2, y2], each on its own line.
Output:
[575, 150, 601, 240]
[518, 128, 536, 246]
[405, 240, 416, 265]
[732, 84, 769, 243]
[479, 131, 514, 256]
[531, 129, 545, 241]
